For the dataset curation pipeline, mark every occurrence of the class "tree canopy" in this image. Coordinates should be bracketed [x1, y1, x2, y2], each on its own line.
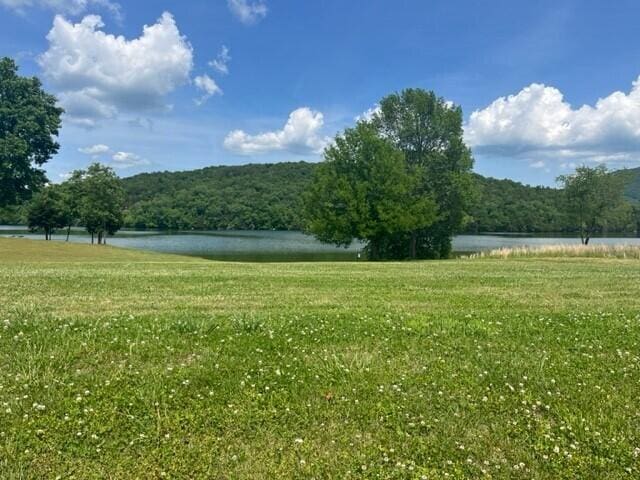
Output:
[304, 89, 474, 259]
[26, 185, 69, 240]
[557, 165, 624, 244]
[304, 123, 437, 259]
[371, 89, 475, 258]
[6, 161, 639, 239]
[0, 57, 63, 207]
[71, 163, 126, 244]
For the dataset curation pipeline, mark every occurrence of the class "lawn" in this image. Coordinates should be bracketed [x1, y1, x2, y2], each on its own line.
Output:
[1, 238, 639, 478]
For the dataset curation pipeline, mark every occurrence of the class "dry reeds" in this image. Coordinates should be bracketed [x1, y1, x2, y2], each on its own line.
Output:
[463, 244, 640, 259]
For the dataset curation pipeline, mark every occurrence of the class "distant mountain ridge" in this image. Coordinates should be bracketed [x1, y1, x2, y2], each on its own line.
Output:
[119, 162, 640, 233]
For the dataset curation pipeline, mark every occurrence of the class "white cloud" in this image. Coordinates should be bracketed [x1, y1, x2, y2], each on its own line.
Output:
[0, 0, 121, 18]
[58, 90, 118, 127]
[79, 144, 110, 155]
[194, 74, 222, 105]
[355, 104, 380, 123]
[465, 77, 640, 166]
[224, 107, 329, 155]
[529, 160, 545, 169]
[227, 0, 267, 25]
[78, 145, 148, 168]
[209, 45, 231, 75]
[39, 12, 193, 127]
[111, 151, 149, 168]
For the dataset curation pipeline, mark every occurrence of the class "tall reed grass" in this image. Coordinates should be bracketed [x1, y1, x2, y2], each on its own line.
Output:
[464, 243, 640, 259]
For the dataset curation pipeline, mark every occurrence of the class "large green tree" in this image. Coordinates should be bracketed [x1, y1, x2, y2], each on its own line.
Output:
[557, 165, 624, 244]
[0, 57, 63, 207]
[371, 89, 474, 258]
[304, 123, 437, 259]
[306, 89, 473, 260]
[71, 163, 125, 244]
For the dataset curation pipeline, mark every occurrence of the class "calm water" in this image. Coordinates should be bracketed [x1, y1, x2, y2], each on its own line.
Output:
[2, 226, 640, 261]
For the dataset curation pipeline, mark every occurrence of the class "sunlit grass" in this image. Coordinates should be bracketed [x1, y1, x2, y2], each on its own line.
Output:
[1, 238, 639, 478]
[465, 243, 640, 259]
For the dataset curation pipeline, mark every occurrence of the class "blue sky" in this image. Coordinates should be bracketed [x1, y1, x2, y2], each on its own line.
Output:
[2, 0, 640, 186]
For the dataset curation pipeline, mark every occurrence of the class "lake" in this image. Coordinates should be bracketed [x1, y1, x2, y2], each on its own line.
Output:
[2, 226, 640, 261]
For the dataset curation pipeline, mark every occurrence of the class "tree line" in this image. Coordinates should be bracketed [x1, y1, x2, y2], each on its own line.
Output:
[2, 55, 639, 256]
[3, 161, 639, 240]
[26, 164, 125, 243]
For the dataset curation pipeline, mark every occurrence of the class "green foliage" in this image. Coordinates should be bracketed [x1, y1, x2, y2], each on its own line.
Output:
[0, 203, 27, 225]
[373, 89, 475, 259]
[26, 185, 69, 240]
[467, 174, 570, 232]
[121, 162, 315, 230]
[0, 57, 63, 207]
[612, 166, 640, 203]
[116, 161, 640, 237]
[305, 88, 474, 259]
[304, 123, 437, 258]
[70, 163, 125, 243]
[557, 165, 624, 244]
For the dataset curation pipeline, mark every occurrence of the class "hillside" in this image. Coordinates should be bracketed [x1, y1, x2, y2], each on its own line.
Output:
[466, 174, 568, 233]
[122, 162, 315, 230]
[4, 162, 635, 232]
[614, 166, 640, 203]
[120, 162, 640, 233]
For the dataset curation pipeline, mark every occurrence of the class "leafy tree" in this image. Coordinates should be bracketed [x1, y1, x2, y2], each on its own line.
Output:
[26, 185, 69, 240]
[557, 165, 624, 244]
[371, 89, 474, 258]
[304, 123, 437, 259]
[72, 163, 125, 244]
[58, 171, 86, 241]
[0, 57, 63, 207]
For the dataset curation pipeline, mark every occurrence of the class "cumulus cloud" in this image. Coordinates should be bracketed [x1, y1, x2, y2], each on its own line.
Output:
[194, 74, 222, 105]
[78, 144, 110, 155]
[465, 77, 640, 166]
[227, 0, 267, 25]
[355, 104, 381, 123]
[0, 0, 121, 19]
[209, 45, 231, 75]
[38, 12, 193, 127]
[224, 107, 329, 155]
[111, 151, 149, 168]
[78, 144, 148, 168]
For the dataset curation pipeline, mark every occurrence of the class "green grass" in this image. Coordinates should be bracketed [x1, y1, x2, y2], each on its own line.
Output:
[1, 238, 639, 479]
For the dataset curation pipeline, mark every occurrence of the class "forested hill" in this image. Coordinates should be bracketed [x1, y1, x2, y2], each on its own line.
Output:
[120, 162, 640, 232]
[615, 166, 640, 203]
[122, 162, 315, 230]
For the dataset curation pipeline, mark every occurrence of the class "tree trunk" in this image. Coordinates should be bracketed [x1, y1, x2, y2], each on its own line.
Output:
[410, 232, 417, 259]
[369, 240, 379, 261]
[66, 226, 71, 242]
[91, 233, 94, 244]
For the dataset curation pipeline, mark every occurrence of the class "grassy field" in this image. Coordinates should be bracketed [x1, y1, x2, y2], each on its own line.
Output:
[1, 238, 639, 479]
